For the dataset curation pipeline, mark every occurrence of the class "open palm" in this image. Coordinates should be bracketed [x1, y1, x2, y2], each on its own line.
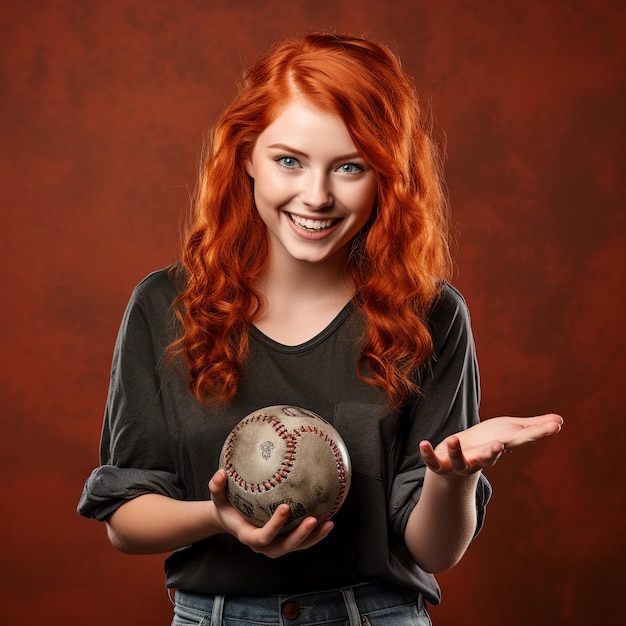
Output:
[420, 413, 563, 477]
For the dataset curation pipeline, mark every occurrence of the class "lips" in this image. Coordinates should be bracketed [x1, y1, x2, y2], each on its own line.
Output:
[287, 213, 341, 231]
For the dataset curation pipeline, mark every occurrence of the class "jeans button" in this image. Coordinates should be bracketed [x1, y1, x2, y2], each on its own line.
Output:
[282, 600, 300, 620]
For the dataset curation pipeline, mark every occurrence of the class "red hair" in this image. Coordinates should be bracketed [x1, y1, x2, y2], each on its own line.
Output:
[171, 32, 452, 406]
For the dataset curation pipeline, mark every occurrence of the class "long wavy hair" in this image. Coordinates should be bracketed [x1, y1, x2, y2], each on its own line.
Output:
[170, 32, 452, 407]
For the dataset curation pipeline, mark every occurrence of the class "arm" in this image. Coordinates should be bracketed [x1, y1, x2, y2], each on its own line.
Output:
[106, 469, 334, 558]
[106, 494, 217, 554]
[84, 275, 333, 559]
[404, 467, 480, 573]
[404, 413, 563, 572]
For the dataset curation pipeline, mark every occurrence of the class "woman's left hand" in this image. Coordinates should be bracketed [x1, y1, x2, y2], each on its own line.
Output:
[419, 413, 563, 478]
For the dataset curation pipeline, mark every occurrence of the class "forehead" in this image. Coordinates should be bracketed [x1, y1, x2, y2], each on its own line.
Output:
[255, 98, 358, 155]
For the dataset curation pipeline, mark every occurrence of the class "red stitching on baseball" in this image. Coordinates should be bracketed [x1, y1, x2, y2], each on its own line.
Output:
[223, 410, 349, 520]
[223, 414, 296, 494]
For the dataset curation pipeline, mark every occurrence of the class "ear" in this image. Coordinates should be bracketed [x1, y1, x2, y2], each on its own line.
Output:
[245, 159, 255, 179]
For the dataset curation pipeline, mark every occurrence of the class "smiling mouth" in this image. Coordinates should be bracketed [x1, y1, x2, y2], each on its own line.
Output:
[287, 213, 341, 231]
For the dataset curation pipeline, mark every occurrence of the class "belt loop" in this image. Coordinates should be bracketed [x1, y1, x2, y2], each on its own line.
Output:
[341, 587, 362, 626]
[210, 593, 225, 626]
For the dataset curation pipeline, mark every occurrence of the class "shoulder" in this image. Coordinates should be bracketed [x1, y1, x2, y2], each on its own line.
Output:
[117, 264, 186, 349]
[131, 263, 186, 311]
[427, 282, 473, 350]
[120, 264, 186, 337]
[430, 282, 470, 320]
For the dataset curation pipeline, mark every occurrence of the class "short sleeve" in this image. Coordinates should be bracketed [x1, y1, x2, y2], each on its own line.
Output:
[388, 284, 492, 540]
[77, 273, 185, 520]
[77, 466, 183, 521]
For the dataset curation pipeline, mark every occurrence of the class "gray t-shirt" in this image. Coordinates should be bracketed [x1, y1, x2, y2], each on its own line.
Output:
[78, 265, 491, 604]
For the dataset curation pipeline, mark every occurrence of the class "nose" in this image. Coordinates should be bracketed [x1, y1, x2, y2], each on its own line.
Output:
[300, 171, 332, 210]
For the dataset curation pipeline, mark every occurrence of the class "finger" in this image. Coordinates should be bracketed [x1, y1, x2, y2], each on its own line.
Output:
[541, 413, 564, 432]
[527, 413, 563, 427]
[450, 437, 507, 473]
[257, 503, 292, 540]
[255, 519, 334, 558]
[517, 413, 564, 434]
[483, 441, 506, 467]
[292, 520, 334, 551]
[252, 514, 319, 555]
[208, 469, 229, 504]
[242, 506, 291, 551]
[505, 418, 564, 449]
[280, 516, 323, 550]
[447, 436, 471, 474]
[280, 517, 335, 553]
[419, 440, 443, 472]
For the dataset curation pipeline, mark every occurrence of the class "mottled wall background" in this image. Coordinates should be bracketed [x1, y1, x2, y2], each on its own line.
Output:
[1, 1, 624, 624]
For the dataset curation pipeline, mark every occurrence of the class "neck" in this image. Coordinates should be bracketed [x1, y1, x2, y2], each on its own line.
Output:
[258, 249, 353, 303]
[251, 250, 355, 345]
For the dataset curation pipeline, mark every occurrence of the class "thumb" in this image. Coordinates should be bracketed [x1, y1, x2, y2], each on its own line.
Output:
[208, 468, 229, 503]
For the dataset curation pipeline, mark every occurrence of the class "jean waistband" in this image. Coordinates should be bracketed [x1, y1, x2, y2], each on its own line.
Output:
[174, 580, 424, 625]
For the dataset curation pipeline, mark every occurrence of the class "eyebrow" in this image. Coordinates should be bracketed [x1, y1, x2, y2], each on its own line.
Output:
[266, 143, 363, 161]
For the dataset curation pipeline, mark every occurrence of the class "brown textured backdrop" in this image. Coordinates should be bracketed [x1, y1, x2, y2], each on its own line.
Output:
[1, 1, 624, 624]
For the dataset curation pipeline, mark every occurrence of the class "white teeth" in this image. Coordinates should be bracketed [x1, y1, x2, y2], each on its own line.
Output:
[289, 214, 336, 231]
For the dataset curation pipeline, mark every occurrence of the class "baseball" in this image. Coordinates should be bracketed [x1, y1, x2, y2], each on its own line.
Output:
[219, 405, 352, 533]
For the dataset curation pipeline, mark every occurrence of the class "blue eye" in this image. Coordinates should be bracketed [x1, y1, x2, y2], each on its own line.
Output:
[276, 156, 300, 168]
[338, 163, 364, 174]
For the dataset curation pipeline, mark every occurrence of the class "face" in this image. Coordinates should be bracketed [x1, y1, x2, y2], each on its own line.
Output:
[245, 98, 377, 270]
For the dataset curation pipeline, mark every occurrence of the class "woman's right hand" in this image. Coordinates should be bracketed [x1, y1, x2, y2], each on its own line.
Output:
[208, 468, 334, 558]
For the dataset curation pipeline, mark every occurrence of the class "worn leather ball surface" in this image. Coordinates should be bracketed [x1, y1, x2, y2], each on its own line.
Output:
[219, 405, 352, 533]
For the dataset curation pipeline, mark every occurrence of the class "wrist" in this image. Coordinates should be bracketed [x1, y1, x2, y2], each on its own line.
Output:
[425, 467, 482, 491]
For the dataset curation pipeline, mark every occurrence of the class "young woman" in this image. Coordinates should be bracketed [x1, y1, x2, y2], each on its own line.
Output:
[78, 32, 562, 625]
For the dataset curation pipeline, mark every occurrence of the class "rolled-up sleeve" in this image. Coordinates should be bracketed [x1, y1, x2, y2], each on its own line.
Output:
[77, 277, 184, 521]
[77, 466, 184, 521]
[388, 285, 492, 541]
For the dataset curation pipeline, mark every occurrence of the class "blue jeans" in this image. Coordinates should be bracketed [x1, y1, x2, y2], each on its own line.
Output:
[171, 580, 431, 625]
